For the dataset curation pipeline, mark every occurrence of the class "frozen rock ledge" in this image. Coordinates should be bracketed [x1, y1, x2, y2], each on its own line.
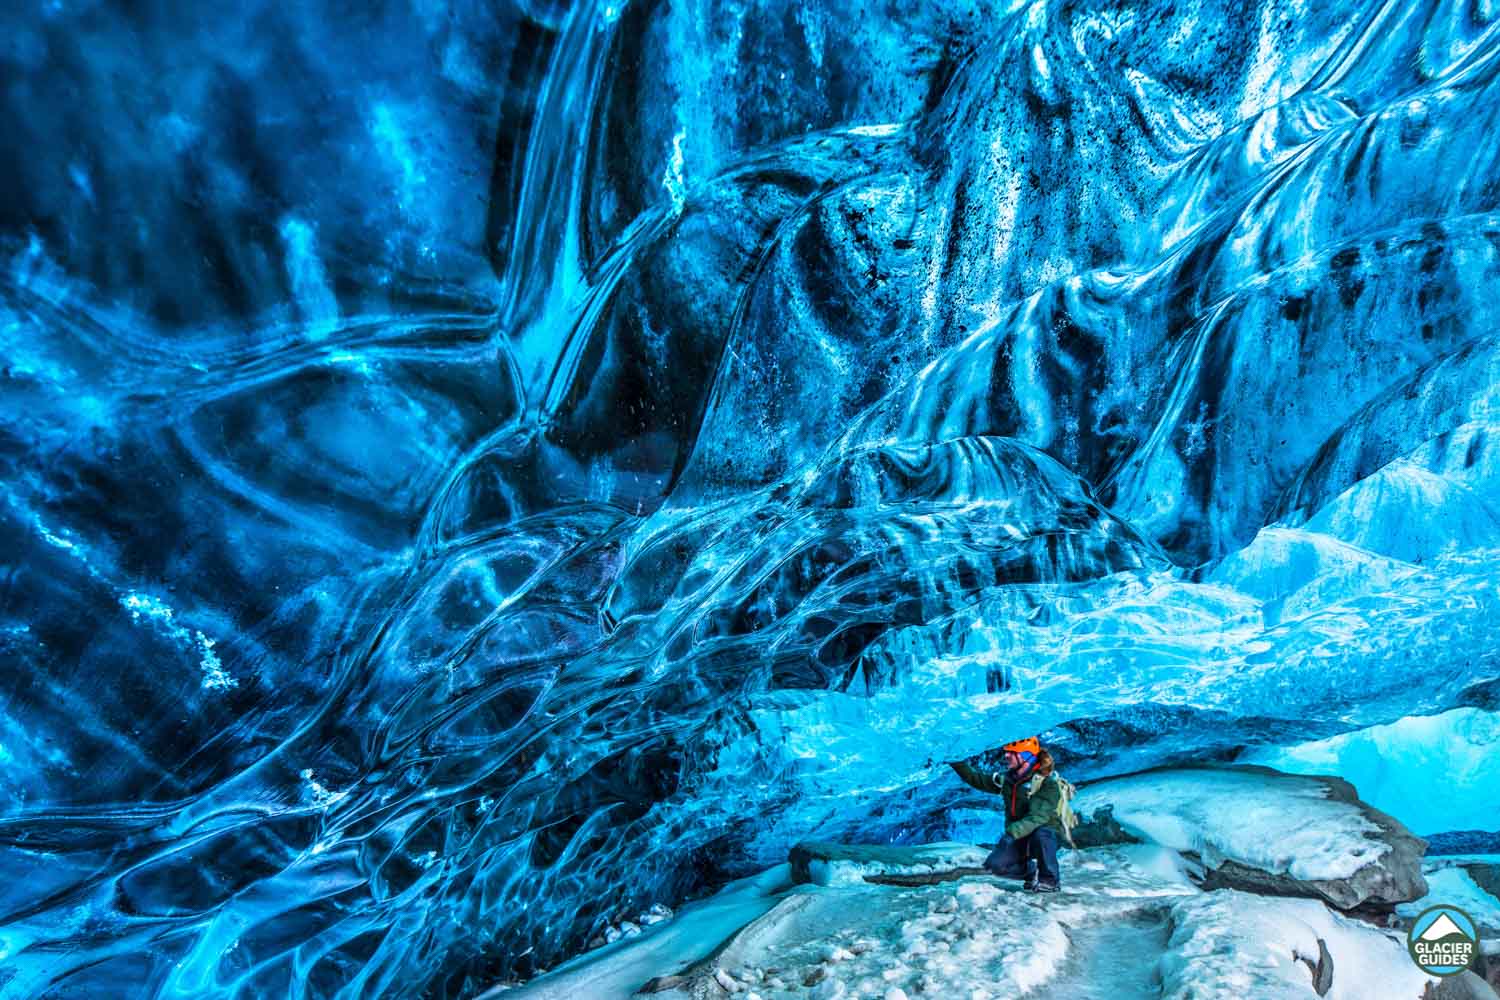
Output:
[1071, 764, 1428, 911]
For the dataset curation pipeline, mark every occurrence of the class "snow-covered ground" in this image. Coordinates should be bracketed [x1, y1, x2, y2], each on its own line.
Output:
[492, 762, 1500, 1000]
[1160, 891, 1427, 1000]
[497, 843, 1464, 1000]
[698, 878, 1075, 999]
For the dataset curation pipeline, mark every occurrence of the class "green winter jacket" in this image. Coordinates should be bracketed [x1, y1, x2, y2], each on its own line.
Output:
[951, 750, 1066, 840]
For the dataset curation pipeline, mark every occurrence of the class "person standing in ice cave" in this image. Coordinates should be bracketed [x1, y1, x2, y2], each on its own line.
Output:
[950, 737, 1074, 893]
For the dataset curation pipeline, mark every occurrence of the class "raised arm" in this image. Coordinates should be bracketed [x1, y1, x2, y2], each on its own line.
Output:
[949, 759, 1003, 794]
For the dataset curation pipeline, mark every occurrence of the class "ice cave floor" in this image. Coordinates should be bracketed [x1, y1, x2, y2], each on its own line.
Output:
[488, 767, 1500, 1000]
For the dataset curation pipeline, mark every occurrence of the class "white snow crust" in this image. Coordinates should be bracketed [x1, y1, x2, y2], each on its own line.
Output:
[1160, 891, 1429, 1000]
[1072, 769, 1388, 881]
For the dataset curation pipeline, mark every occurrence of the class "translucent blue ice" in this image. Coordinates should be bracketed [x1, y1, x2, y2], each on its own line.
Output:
[1, 0, 1498, 995]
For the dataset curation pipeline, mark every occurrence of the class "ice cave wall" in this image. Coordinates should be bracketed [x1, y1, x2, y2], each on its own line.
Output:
[1, 0, 1498, 996]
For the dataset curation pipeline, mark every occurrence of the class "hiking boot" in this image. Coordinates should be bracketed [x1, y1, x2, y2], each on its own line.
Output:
[1026, 880, 1060, 894]
[1023, 874, 1039, 892]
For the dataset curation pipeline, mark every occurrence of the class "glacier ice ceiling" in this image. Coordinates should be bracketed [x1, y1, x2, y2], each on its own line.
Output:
[2, 0, 1500, 995]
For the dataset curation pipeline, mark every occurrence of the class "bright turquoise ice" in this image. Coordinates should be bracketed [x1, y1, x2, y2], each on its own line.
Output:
[1, 0, 1498, 995]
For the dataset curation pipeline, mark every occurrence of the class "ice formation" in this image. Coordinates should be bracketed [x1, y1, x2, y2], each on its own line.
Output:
[1246, 709, 1500, 837]
[2, 0, 1499, 995]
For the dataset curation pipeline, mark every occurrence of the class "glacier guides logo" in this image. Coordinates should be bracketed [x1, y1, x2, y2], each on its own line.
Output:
[1407, 905, 1479, 976]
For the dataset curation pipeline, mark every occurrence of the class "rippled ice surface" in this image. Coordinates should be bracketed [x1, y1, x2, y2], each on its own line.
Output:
[2, 0, 1499, 995]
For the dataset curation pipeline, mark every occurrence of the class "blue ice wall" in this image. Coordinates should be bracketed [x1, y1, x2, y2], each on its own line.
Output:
[2, 0, 1499, 995]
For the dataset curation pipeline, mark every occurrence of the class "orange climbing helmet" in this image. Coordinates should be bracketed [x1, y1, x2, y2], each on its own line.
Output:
[1002, 736, 1041, 757]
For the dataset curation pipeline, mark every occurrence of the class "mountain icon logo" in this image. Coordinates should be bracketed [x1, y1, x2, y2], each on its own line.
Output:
[1408, 905, 1479, 977]
[1419, 914, 1466, 942]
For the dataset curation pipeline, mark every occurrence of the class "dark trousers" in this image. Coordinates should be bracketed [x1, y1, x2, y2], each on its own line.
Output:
[984, 827, 1060, 884]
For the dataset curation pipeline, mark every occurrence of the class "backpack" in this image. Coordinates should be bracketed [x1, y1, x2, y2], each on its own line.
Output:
[1027, 772, 1080, 847]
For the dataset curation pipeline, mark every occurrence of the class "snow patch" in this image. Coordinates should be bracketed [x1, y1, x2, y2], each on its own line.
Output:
[498, 844, 1435, 1000]
[1160, 891, 1432, 1000]
[1073, 769, 1387, 881]
[719, 879, 1072, 999]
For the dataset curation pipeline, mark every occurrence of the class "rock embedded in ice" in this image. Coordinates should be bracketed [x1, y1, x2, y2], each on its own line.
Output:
[1068, 803, 1143, 849]
[1296, 937, 1333, 996]
[1422, 971, 1500, 1000]
[1471, 864, 1500, 910]
[1073, 765, 1427, 910]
